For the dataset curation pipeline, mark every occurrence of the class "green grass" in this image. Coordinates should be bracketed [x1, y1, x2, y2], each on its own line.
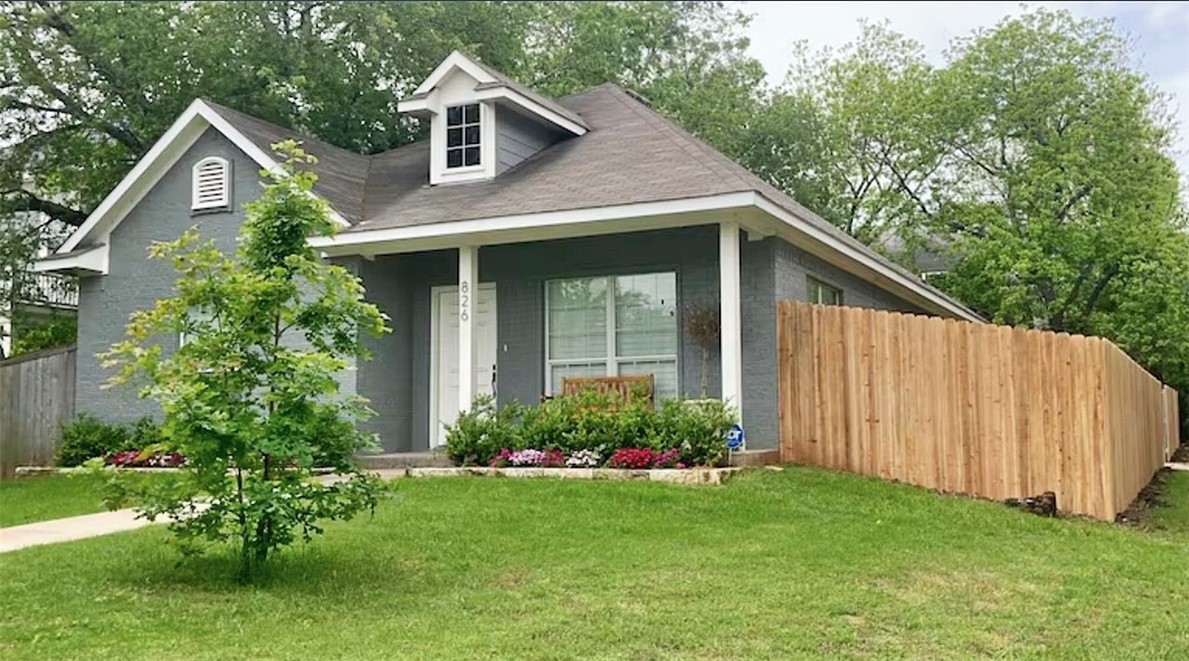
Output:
[1138, 470, 1189, 537]
[2, 467, 1188, 660]
[0, 474, 115, 527]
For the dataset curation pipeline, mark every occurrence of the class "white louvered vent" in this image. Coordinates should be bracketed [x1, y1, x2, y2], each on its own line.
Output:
[191, 156, 230, 210]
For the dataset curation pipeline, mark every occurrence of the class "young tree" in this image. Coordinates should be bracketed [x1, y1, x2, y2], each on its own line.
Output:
[99, 142, 389, 580]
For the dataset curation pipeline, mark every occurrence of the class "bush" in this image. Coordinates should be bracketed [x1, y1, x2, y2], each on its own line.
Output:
[445, 388, 738, 468]
[57, 414, 131, 466]
[444, 395, 523, 466]
[652, 399, 735, 467]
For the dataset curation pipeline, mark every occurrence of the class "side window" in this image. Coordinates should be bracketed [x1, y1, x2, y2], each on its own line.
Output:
[807, 277, 843, 306]
[192, 156, 231, 210]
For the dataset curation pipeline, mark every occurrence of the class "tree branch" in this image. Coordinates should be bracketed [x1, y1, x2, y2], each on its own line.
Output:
[2, 189, 87, 226]
[1077, 264, 1120, 325]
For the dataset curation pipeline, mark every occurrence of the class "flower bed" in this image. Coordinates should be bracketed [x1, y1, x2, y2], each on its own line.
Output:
[106, 449, 187, 468]
[446, 389, 736, 469]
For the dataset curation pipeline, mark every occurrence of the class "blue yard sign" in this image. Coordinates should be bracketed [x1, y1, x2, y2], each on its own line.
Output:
[726, 423, 745, 452]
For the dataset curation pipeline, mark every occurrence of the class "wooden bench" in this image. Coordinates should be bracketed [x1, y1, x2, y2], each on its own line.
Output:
[559, 374, 655, 409]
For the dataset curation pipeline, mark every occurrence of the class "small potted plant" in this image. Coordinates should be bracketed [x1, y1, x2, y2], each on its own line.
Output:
[684, 302, 720, 401]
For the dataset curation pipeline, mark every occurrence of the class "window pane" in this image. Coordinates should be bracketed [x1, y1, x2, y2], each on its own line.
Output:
[617, 359, 678, 400]
[446, 148, 462, 168]
[446, 106, 462, 126]
[464, 125, 480, 145]
[464, 147, 480, 166]
[463, 103, 479, 124]
[548, 278, 607, 360]
[447, 127, 462, 148]
[615, 273, 677, 357]
[550, 362, 607, 394]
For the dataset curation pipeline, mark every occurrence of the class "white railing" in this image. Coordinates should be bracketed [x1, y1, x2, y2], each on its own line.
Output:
[18, 272, 79, 308]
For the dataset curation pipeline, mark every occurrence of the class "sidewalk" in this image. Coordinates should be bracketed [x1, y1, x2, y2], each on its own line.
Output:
[1, 509, 161, 553]
[0, 470, 405, 554]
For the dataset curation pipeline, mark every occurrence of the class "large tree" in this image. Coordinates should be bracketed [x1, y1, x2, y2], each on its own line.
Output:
[760, 10, 1189, 398]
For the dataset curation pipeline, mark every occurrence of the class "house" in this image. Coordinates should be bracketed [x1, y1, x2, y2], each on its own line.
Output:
[35, 51, 981, 453]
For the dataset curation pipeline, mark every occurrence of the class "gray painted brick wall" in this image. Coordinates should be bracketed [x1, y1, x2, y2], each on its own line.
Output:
[775, 240, 926, 313]
[76, 128, 257, 423]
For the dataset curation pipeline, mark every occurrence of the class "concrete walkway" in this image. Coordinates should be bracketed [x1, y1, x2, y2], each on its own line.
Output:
[0, 471, 406, 554]
[1, 509, 163, 553]
[1167, 462, 1189, 472]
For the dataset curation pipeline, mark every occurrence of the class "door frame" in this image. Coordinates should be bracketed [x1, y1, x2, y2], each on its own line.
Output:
[429, 282, 497, 448]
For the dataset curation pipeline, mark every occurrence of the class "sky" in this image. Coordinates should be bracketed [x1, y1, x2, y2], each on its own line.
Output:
[741, 1, 1189, 178]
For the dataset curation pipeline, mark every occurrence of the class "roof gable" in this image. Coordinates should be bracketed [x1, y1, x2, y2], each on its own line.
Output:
[56, 99, 352, 254]
[398, 51, 588, 136]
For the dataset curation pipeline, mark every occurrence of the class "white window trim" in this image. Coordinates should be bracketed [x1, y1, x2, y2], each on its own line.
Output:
[431, 102, 496, 185]
[191, 155, 231, 211]
[807, 276, 843, 305]
[543, 272, 679, 397]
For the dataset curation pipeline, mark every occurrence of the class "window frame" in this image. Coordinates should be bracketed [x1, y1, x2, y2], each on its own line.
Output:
[806, 276, 843, 306]
[191, 155, 231, 211]
[543, 271, 680, 397]
[444, 102, 482, 170]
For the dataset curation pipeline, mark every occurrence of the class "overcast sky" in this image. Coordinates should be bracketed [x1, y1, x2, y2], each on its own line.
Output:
[741, 1, 1189, 178]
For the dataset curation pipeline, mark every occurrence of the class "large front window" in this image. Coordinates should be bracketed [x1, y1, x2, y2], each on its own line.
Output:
[445, 103, 481, 168]
[546, 272, 678, 399]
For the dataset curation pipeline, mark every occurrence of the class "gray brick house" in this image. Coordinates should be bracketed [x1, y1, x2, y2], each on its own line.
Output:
[36, 51, 980, 453]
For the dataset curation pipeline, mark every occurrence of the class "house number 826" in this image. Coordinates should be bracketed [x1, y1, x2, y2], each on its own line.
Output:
[459, 281, 470, 322]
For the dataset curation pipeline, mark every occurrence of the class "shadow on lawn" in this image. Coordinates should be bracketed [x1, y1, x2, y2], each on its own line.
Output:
[120, 491, 416, 593]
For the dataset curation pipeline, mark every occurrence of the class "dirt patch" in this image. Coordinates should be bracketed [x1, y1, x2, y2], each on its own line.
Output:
[1116, 468, 1174, 526]
[1171, 442, 1189, 463]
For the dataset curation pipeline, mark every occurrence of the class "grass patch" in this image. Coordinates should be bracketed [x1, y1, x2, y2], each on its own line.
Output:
[1134, 470, 1189, 537]
[1, 467, 1188, 660]
[0, 474, 114, 527]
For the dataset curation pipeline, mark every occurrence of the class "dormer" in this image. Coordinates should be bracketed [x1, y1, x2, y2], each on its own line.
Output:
[398, 51, 588, 185]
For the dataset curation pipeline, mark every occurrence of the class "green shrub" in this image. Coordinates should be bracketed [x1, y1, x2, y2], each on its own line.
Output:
[444, 395, 524, 466]
[56, 414, 135, 466]
[127, 416, 162, 448]
[446, 388, 738, 468]
[652, 399, 736, 467]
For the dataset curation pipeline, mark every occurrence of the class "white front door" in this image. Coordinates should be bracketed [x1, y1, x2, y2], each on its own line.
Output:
[432, 284, 497, 447]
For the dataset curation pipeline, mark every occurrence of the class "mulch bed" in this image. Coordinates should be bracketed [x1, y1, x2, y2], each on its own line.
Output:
[1116, 468, 1175, 525]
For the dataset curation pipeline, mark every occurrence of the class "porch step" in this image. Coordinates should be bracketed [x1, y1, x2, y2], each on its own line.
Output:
[728, 449, 781, 467]
[355, 452, 454, 469]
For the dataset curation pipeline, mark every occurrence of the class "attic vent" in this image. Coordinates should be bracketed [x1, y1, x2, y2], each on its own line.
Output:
[191, 156, 230, 210]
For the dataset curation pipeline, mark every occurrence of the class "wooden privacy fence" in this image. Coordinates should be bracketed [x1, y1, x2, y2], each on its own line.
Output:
[0, 346, 77, 479]
[777, 302, 1180, 521]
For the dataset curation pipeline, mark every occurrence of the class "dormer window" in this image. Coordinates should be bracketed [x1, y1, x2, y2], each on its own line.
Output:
[191, 156, 230, 211]
[446, 103, 482, 168]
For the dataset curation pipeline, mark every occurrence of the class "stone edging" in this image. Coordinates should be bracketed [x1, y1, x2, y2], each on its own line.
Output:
[14, 465, 755, 486]
[382, 466, 743, 485]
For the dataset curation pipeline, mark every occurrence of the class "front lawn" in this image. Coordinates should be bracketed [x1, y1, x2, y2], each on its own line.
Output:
[2, 467, 1188, 660]
[0, 474, 113, 527]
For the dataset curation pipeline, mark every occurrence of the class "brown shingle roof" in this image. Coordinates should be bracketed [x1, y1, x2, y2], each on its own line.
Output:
[203, 84, 975, 318]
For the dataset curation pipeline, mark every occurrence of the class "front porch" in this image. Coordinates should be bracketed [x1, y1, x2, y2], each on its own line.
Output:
[334, 222, 778, 453]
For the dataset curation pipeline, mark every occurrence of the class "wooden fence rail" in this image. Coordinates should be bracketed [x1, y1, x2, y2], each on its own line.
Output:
[0, 346, 76, 479]
[777, 302, 1179, 521]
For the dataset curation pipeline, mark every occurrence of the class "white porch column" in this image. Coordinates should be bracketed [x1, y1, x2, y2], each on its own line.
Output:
[719, 222, 743, 421]
[457, 245, 479, 414]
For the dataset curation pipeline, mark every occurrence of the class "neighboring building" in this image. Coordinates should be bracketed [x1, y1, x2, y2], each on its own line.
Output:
[36, 51, 980, 452]
[1, 220, 78, 359]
